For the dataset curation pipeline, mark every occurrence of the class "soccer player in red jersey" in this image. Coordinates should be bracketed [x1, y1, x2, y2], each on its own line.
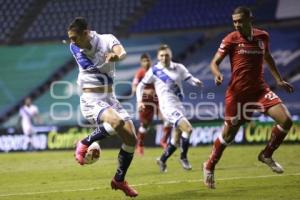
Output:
[203, 6, 294, 189]
[132, 53, 172, 155]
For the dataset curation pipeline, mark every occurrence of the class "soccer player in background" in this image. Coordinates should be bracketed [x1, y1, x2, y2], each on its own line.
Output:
[132, 53, 172, 155]
[19, 97, 39, 135]
[203, 6, 294, 189]
[68, 17, 138, 197]
[19, 97, 40, 149]
[136, 44, 203, 172]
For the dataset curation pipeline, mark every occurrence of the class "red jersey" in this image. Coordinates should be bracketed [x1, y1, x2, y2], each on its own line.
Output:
[218, 28, 270, 95]
[132, 67, 155, 90]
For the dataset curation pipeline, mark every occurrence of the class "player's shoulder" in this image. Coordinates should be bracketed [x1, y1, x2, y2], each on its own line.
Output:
[253, 28, 269, 38]
[136, 67, 146, 75]
[171, 61, 186, 70]
[223, 31, 240, 43]
[69, 43, 80, 54]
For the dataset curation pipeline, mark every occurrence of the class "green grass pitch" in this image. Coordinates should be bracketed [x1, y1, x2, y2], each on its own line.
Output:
[0, 145, 299, 200]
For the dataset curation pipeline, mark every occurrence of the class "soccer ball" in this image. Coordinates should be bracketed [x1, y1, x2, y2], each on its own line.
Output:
[84, 142, 101, 164]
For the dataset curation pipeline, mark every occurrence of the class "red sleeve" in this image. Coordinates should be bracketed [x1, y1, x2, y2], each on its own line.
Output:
[263, 31, 270, 52]
[132, 68, 144, 85]
[218, 34, 233, 56]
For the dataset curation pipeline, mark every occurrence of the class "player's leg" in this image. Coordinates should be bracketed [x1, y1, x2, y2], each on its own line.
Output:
[258, 103, 293, 173]
[157, 126, 179, 172]
[75, 107, 123, 165]
[203, 122, 241, 189]
[110, 120, 138, 197]
[160, 120, 172, 149]
[136, 102, 156, 155]
[203, 94, 243, 189]
[176, 117, 193, 170]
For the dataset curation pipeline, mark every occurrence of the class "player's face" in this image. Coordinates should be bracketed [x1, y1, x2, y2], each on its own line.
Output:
[232, 13, 251, 36]
[68, 30, 89, 48]
[157, 49, 172, 67]
[25, 98, 31, 106]
[140, 58, 151, 69]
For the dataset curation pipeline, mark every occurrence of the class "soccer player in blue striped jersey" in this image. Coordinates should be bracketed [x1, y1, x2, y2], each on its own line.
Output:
[136, 44, 203, 172]
[67, 17, 138, 197]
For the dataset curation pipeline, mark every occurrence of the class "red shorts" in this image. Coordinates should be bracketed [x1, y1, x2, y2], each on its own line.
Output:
[139, 95, 159, 125]
[225, 88, 282, 125]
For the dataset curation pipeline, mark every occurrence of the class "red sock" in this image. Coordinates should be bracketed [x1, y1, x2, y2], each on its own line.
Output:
[206, 137, 227, 171]
[161, 126, 172, 143]
[263, 125, 287, 158]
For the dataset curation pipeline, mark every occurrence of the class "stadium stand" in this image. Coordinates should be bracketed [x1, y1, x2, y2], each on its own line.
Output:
[130, 0, 278, 33]
[23, 0, 142, 41]
[0, 0, 35, 42]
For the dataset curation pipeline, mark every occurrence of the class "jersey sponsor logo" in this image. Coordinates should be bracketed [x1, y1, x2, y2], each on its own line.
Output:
[237, 49, 263, 55]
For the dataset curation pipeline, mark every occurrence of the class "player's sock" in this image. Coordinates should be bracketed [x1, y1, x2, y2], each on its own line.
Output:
[180, 132, 190, 159]
[81, 122, 116, 146]
[161, 126, 172, 144]
[160, 140, 177, 163]
[114, 144, 134, 182]
[262, 125, 288, 158]
[206, 135, 228, 171]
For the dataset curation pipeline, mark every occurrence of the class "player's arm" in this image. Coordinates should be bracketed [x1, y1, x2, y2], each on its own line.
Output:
[136, 82, 146, 111]
[132, 83, 138, 94]
[264, 50, 294, 93]
[132, 72, 141, 94]
[210, 52, 226, 86]
[181, 65, 203, 87]
[136, 69, 154, 111]
[105, 44, 126, 62]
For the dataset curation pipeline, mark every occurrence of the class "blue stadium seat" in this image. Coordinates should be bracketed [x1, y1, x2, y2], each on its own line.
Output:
[24, 0, 142, 41]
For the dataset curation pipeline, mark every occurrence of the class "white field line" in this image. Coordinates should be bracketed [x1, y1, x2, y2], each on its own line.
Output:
[0, 173, 299, 197]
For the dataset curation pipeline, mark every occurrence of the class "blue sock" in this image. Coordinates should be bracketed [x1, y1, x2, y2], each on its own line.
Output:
[81, 125, 110, 146]
[160, 143, 177, 163]
[114, 148, 134, 182]
[180, 136, 190, 159]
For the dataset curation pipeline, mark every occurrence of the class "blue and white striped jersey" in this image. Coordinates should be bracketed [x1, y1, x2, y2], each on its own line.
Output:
[139, 61, 192, 104]
[70, 31, 121, 88]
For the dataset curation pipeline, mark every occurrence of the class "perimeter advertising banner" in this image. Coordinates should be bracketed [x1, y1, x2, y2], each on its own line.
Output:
[0, 121, 299, 152]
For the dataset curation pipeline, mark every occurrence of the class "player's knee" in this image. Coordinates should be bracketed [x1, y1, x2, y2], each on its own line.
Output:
[185, 126, 193, 135]
[223, 121, 241, 143]
[110, 118, 125, 131]
[126, 133, 137, 147]
[282, 117, 293, 131]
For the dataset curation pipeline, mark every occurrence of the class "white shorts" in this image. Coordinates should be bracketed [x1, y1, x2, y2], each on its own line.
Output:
[80, 92, 131, 124]
[159, 98, 185, 127]
[22, 124, 36, 136]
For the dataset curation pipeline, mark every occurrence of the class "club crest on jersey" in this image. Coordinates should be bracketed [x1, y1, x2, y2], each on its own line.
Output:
[258, 40, 264, 50]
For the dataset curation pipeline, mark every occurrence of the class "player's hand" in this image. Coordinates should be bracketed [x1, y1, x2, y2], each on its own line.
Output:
[195, 79, 204, 88]
[138, 102, 146, 112]
[214, 73, 223, 86]
[105, 52, 119, 62]
[277, 80, 294, 93]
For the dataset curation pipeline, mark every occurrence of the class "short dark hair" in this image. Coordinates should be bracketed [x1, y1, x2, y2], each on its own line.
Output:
[140, 53, 151, 60]
[157, 44, 170, 53]
[68, 17, 88, 33]
[232, 6, 253, 18]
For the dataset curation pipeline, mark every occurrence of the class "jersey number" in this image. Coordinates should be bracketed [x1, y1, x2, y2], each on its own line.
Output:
[264, 91, 278, 100]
